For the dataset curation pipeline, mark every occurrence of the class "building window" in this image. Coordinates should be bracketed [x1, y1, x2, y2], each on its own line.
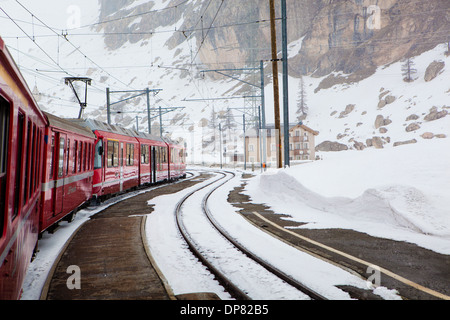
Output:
[248, 144, 254, 152]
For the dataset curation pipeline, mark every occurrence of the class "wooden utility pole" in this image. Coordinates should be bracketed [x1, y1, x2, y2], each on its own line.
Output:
[269, 0, 282, 168]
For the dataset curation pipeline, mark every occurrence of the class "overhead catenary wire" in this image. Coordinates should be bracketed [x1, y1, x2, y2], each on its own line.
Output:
[0, 6, 72, 77]
[191, 0, 225, 64]
[14, 0, 135, 91]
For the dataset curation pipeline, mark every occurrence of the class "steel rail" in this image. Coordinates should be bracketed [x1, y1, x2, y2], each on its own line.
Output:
[202, 171, 327, 301]
[175, 170, 251, 300]
[175, 169, 327, 300]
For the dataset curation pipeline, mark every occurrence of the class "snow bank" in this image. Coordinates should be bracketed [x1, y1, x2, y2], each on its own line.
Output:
[244, 139, 450, 254]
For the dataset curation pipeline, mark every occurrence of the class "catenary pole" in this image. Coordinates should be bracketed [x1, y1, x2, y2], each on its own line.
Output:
[281, 0, 290, 167]
[269, 0, 282, 169]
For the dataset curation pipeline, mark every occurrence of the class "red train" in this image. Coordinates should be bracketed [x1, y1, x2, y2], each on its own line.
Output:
[0, 37, 186, 299]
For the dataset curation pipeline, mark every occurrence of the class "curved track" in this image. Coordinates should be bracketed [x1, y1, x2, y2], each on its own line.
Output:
[175, 170, 327, 300]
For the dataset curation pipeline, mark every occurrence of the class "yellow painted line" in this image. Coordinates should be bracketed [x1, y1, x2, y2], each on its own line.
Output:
[252, 211, 450, 300]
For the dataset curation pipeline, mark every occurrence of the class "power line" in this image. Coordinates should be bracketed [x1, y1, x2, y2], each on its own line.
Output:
[191, 0, 225, 64]
[14, 0, 134, 91]
[0, 6, 73, 77]
[68, 0, 190, 31]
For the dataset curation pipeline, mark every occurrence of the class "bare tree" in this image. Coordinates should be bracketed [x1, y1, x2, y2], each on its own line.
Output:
[402, 58, 417, 82]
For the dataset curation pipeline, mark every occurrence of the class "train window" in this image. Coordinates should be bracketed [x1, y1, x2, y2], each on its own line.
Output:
[82, 142, 86, 172]
[126, 143, 134, 166]
[58, 137, 65, 178]
[0, 98, 9, 236]
[66, 139, 70, 175]
[94, 140, 103, 169]
[78, 141, 82, 172]
[50, 136, 55, 179]
[73, 141, 77, 173]
[30, 125, 36, 194]
[107, 140, 119, 167]
[13, 112, 24, 220]
[24, 121, 31, 205]
[87, 143, 91, 170]
[141, 145, 149, 164]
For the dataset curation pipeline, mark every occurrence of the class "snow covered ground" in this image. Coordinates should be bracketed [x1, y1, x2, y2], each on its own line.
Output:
[146, 169, 401, 300]
[244, 139, 450, 255]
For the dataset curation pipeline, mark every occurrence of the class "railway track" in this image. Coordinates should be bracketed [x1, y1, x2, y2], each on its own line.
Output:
[175, 170, 327, 300]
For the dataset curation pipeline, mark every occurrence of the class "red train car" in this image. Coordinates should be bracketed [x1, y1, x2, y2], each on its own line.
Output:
[0, 39, 47, 300]
[39, 113, 96, 233]
[167, 140, 186, 181]
[78, 119, 141, 200]
[135, 131, 169, 185]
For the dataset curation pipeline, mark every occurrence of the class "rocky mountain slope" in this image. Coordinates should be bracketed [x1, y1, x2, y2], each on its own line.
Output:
[90, 0, 450, 153]
[5, 0, 449, 162]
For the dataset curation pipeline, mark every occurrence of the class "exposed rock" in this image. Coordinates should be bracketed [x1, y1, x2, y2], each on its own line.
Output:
[316, 141, 348, 152]
[375, 115, 392, 129]
[379, 90, 390, 100]
[372, 136, 384, 149]
[394, 139, 417, 147]
[366, 137, 384, 149]
[353, 141, 366, 150]
[424, 107, 448, 121]
[379, 127, 388, 134]
[385, 95, 397, 105]
[339, 104, 355, 118]
[378, 95, 396, 109]
[375, 115, 384, 129]
[421, 132, 434, 139]
[406, 114, 419, 121]
[406, 123, 421, 132]
[336, 133, 348, 140]
[377, 99, 387, 109]
[424, 60, 445, 82]
[435, 134, 447, 138]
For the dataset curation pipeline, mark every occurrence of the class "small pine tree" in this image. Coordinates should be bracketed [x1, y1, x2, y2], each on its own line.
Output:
[296, 76, 308, 121]
[401, 58, 417, 82]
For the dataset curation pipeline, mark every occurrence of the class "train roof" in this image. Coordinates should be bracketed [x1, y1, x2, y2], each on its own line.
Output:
[76, 118, 166, 143]
[44, 112, 96, 139]
[0, 37, 47, 124]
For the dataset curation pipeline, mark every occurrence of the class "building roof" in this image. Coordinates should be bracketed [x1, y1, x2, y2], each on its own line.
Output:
[245, 122, 319, 137]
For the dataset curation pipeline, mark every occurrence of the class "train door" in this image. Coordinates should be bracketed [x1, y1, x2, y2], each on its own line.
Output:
[120, 142, 124, 192]
[0, 98, 9, 236]
[53, 133, 66, 216]
[151, 146, 157, 184]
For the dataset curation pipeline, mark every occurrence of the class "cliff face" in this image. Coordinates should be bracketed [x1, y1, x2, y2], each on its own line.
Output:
[294, 0, 450, 78]
[97, 0, 450, 81]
